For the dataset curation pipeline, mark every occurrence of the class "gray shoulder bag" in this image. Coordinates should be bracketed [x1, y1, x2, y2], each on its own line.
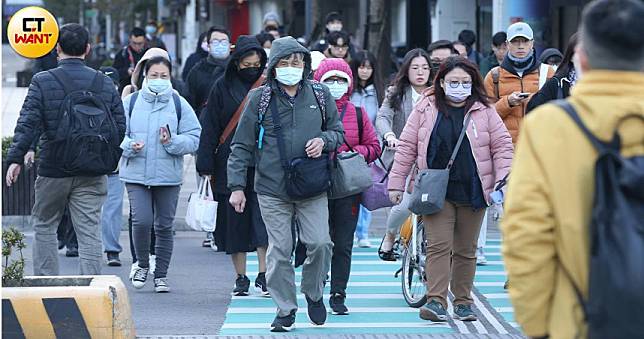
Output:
[408, 112, 472, 215]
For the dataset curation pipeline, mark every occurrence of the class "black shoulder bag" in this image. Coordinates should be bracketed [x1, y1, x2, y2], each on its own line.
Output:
[270, 98, 331, 200]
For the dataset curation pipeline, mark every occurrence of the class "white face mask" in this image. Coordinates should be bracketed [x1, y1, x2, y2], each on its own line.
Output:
[275, 67, 303, 86]
[572, 53, 583, 80]
[443, 83, 472, 103]
[326, 82, 349, 99]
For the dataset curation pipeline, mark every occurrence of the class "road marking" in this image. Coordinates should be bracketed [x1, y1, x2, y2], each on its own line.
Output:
[472, 290, 508, 334]
[289, 281, 505, 287]
[221, 322, 451, 329]
[483, 293, 509, 299]
[246, 260, 505, 266]
[232, 293, 403, 300]
[245, 270, 506, 277]
[227, 307, 419, 314]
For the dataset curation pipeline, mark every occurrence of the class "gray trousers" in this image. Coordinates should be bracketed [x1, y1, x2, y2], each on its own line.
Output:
[126, 184, 180, 279]
[32, 176, 108, 275]
[258, 193, 333, 317]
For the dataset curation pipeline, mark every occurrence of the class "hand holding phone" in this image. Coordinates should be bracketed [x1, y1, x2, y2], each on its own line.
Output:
[132, 141, 145, 152]
[159, 126, 170, 144]
[518, 92, 531, 98]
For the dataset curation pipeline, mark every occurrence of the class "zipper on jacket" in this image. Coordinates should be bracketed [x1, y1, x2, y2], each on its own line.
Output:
[472, 120, 478, 138]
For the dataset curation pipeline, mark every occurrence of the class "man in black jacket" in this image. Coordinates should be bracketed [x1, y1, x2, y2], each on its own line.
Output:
[186, 25, 231, 113]
[113, 27, 147, 93]
[5, 24, 126, 276]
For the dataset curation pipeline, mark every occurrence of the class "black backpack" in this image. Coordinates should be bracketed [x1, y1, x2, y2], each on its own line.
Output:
[556, 101, 644, 339]
[49, 68, 122, 176]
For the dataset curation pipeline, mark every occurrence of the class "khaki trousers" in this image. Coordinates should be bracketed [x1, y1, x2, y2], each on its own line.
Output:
[422, 201, 485, 307]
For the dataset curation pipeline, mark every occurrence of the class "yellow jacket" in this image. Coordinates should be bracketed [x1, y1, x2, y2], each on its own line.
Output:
[501, 70, 644, 339]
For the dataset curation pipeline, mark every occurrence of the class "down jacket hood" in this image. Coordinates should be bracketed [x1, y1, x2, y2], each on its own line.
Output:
[224, 35, 268, 82]
[266, 36, 311, 86]
[130, 48, 170, 89]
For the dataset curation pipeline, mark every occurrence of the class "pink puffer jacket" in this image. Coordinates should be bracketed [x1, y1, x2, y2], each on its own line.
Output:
[314, 58, 381, 163]
[388, 91, 514, 205]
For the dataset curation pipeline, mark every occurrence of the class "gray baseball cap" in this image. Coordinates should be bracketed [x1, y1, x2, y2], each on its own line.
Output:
[507, 22, 534, 41]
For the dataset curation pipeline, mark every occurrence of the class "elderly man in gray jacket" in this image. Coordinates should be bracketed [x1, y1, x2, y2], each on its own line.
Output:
[227, 36, 344, 332]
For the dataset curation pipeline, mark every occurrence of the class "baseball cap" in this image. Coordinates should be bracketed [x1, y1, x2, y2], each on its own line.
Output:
[507, 22, 534, 41]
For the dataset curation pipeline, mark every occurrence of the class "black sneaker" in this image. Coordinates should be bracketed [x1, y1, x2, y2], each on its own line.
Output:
[58, 240, 65, 250]
[270, 310, 296, 332]
[255, 273, 270, 297]
[453, 304, 477, 321]
[329, 293, 349, 315]
[65, 247, 79, 257]
[305, 295, 327, 325]
[419, 299, 447, 322]
[233, 275, 250, 296]
[106, 252, 121, 267]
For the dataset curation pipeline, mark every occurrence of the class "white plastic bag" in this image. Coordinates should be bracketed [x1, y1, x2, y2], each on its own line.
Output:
[185, 179, 218, 232]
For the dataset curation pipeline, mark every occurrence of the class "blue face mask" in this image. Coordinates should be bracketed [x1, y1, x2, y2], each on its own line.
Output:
[275, 67, 303, 86]
[145, 78, 171, 93]
[209, 41, 230, 59]
[145, 25, 156, 35]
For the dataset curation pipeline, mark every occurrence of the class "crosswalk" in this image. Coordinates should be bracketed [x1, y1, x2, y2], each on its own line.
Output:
[218, 238, 521, 336]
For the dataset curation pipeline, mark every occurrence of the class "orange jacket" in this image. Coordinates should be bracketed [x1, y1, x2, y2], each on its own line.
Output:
[484, 60, 554, 143]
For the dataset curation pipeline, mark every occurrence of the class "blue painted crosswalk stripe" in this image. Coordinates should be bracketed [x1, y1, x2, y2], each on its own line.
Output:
[219, 239, 520, 335]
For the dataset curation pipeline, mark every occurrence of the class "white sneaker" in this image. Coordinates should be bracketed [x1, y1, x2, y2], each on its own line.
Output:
[210, 240, 218, 252]
[358, 239, 372, 248]
[149, 255, 156, 275]
[476, 247, 487, 266]
[131, 267, 149, 289]
[129, 262, 139, 280]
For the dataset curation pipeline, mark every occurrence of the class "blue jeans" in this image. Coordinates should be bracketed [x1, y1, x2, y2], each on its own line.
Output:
[355, 205, 371, 241]
[101, 174, 125, 253]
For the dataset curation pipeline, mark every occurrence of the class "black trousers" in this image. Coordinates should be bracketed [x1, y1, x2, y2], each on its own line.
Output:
[328, 194, 360, 296]
[57, 205, 77, 249]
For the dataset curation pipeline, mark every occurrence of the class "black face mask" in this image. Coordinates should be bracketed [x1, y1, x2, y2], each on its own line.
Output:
[238, 67, 261, 82]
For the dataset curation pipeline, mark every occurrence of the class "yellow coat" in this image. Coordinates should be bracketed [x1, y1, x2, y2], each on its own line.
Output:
[500, 70, 644, 339]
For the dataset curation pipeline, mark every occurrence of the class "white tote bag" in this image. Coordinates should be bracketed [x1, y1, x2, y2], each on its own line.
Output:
[185, 179, 218, 232]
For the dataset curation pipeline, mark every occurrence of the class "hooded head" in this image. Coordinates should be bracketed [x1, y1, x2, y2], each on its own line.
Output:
[539, 48, 563, 66]
[131, 48, 171, 90]
[314, 58, 353, 103]
[224, 35, 268, 83]
[266, 36, 311, 87]
[196, 32, 208, 53]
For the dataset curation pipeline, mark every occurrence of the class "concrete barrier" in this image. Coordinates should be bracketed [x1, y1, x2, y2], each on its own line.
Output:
[2, 275, 135, 338]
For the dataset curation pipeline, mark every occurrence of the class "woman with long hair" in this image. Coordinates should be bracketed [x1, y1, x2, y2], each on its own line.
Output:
[527, 33, 579, 112]
[375, 48, 432, 260]
[350, 50, 385, 248]
[388, 56, 513, 322]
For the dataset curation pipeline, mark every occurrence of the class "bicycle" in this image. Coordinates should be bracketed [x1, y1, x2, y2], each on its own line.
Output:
[394, 214, 428, 308]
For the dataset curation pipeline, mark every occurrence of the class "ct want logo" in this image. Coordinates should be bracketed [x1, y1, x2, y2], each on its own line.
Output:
[7, 6, 59, 58]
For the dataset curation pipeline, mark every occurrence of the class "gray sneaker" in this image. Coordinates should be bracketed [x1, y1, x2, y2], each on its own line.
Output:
[453, 304, 477, 321]
[154, 277, 170, 293]
[419, 299, 447, 322]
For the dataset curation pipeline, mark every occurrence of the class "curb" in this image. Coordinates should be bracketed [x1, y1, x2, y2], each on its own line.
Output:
[2, 275, 135, 338]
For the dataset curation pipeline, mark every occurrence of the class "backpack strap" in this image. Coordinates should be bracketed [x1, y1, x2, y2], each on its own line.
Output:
[89, 71, 104, 94]
[128, 92, 139, 118]
[491, 66, 500, 100]
[172, 93, 182, 121]
[256, 85, 273, 149]
[49, 68, 75, 95]
[310, 81, 327, 131]
[356, 106, 364, 143]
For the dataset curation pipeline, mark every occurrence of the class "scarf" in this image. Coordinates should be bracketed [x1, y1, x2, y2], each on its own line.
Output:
[508, 50, 535, 75]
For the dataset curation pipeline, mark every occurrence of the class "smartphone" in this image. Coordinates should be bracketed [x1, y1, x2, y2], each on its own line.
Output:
[518, 92, 531, 98]
[165, 124, 172, 139]
[160, 126, 169, 139]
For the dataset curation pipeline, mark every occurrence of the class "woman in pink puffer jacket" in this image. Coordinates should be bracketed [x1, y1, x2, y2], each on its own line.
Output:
[313, 58, 381, 316]
[388, 56, 513, 323]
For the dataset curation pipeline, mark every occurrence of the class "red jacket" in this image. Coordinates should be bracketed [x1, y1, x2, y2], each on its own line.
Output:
[314, 58, 381, 163]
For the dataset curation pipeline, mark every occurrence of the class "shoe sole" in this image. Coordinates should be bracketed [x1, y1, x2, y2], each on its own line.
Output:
[454, 314, 477, 321]
[419, 307, 447, 322]
[234, 291, 249, 296]
[107, 261, 122, 267]
[270, 324, 294, 332]
[155, 287, 170, 293]
[331, 310, 349, 315]
[132, 281, 146, 289]
[254, 286, 270, 297]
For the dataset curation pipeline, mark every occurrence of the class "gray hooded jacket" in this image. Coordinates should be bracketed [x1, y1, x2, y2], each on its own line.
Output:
[227, 36, 344, 200]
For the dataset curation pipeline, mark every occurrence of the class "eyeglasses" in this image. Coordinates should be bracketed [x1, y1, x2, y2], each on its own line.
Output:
[210, 39, 229, 46]
[446, 81, 472, 89]
[323, 78, 348, 85]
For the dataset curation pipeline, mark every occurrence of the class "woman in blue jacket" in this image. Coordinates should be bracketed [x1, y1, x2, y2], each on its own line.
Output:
[120, 57, 202, 293]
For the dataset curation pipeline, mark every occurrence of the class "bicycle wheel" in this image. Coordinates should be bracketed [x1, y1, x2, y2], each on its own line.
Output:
[401, 219, 427, 308]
